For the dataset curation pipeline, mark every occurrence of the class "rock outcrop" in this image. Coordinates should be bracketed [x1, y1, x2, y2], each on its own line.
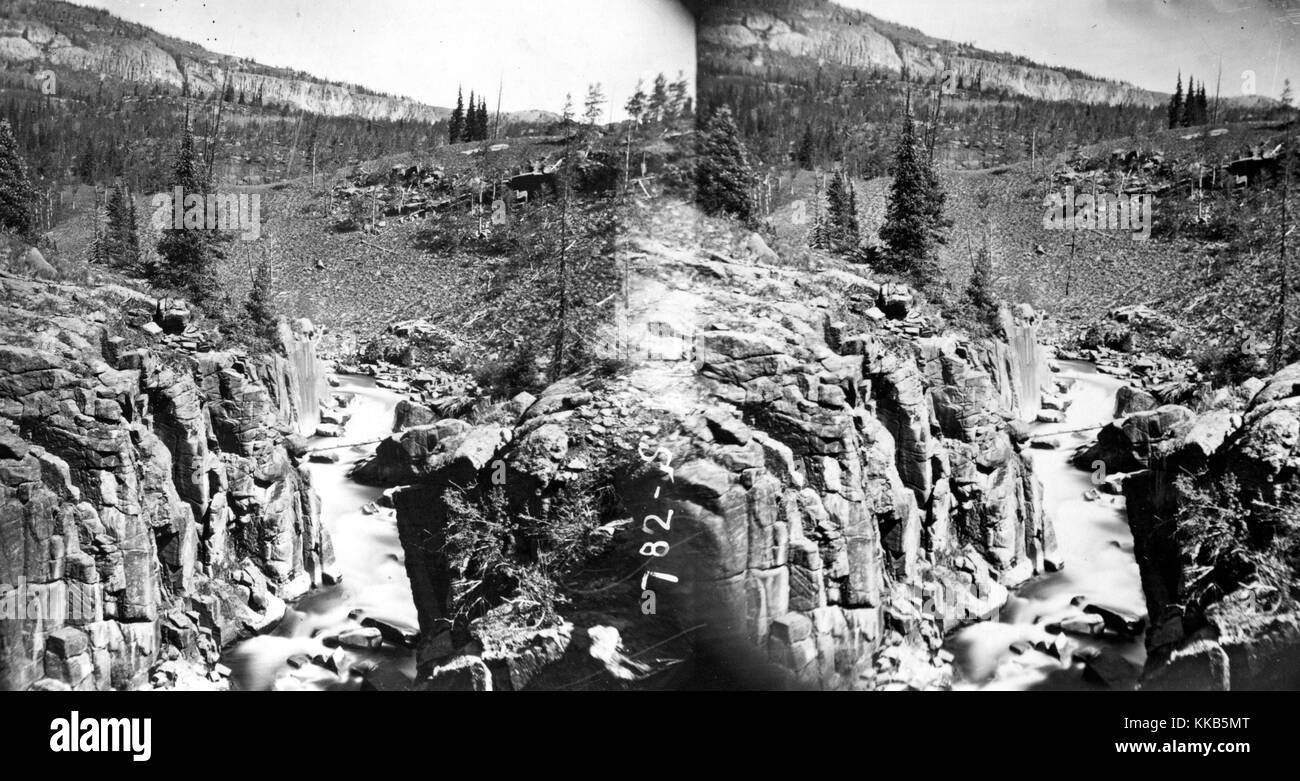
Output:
[389, 215, 1056, 690]
[697, 0, 1163, 107]
[0, 275, 330, 690]
[1124, 365, 1300, 690]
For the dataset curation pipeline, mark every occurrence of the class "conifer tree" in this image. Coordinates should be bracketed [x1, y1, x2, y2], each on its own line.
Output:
[825, 170, 860, 253]
[1196, 83, 1208, 124]
[963, 242, 999, 333]
[104, 182, 140, 270]
[880, 111, 944, 285]
[245, 256, 279, 345]
[467, 90, 477, 138]
[1283, 79, 1295, 108]
[625, 80, 647, 124]
[450, 87, 465, 143]
[796, 123, 816, 170]
[0, 118, 35, 239]
[583, 83, 606, 126]
[1169, 72, 1183, 129]
[561, 93, 575, 125]
[649, 73, 670, 122]
[669, 72, 690, 118]
[155, 121, 219, 303]
[479, 96, 490, 140]
[696, 106, 755, 222]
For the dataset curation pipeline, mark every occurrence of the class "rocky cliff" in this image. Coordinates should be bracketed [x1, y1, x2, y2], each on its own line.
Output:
[376, 204, 1057, 690]
[0, 273, 331, 690]
[1111, 367, 1300, 690]
[0, 4, 447, 123]
[698, 0, 1163, 107]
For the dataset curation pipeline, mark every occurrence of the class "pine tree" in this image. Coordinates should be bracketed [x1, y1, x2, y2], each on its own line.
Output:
[155, 121, 219, 303]
[963, 242, 999, 333]
[245, 256, 279, 345]
[1168, 72, 1183, 129]
[808, 174, 828, 250]
[449, 88, 465, 143]
[669, 71, 690, 118]
[561, 93, 575, 125]
[583, 83, 606, 126]
[103, 182, 139, 270]
[1282, 79, 1294, 108]
[796, 123, 816, 170]
[625, 80, 647, 124]
[467, 90, 477, 139]
[879, 111, 944, 286]
[479, 96, 490, 140]
[648, 73, 669, 122]
[825, 170, 860, 253]
[0, 118, 35, 238]
[1196, 83, 1208, 125]
[696, 106, 755, 222]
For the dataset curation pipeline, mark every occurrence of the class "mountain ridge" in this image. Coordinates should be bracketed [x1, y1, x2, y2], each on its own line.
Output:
[696, 0, 1167, 107]
[0, 0, 556, 124]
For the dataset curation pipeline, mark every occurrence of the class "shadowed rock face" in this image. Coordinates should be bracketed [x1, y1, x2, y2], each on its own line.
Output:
[1125, 364, 1300, 690]
[391, 241, 1054, 689]
[0, 276, 329, 690]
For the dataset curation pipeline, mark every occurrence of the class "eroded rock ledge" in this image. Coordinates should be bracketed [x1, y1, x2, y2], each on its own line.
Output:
[0, 275, 330, 690]
[386, 245, 1057, 689]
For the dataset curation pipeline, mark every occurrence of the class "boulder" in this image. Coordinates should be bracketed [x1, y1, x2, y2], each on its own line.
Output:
[1114, 385, 1158, 417]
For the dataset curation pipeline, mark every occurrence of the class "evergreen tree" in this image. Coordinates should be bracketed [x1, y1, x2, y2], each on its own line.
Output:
[625, 80, 647, 124]
[583, 83, 606, 126]
[808, 175, 828, 250]
[103, 182, 140, 270]
[466, 90, 476, 139]
[825, 170, 860, 253]
[155, 121, 219, 303]
[1282, 79, 1294, 108]
[963, 242, 999, 333]
[1168, 72, 1183, 129]
[245, 256, 279, 345]
[479, 96, 490, 140]
[879, 111, 944, 286]
[450, 89, 465, 142]
[1196, 83, 1208, 124]
[796, 123, 816, 170]
[561, 92, 575, 125]
[0, 119, 35, 239]
[648, 73, 670, 122]
[696, 106, 755, 222]
[669, 71, 690, 118]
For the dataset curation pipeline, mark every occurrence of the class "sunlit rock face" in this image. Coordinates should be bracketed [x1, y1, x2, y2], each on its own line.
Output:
[0, 276, 329, 690]
[697, 0, 1163, 107]
[392, 226, 1055, 689]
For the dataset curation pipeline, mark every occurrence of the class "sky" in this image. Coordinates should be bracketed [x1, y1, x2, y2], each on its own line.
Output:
[842, 0, 1300, 97]
[70, 0, 696, 118]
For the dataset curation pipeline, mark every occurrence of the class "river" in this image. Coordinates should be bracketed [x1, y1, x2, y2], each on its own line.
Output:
[946, 361, 1148, 690]
[222, 375, 416, 691]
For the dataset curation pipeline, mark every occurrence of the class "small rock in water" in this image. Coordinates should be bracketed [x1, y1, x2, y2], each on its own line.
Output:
[1083, 488, 1101, 501]
[311, 649, 348, 674]
[361, 617, 419, 648]
[286, 654, 311, 670]
[1009, 640, 1034, 655]
[321, 566, 343, 586]
[1036, 410, 1064, 424]
[1083, 602, 1146, 637]
[315, 423, 345, 438]
[338, 627, 384, 650]
[1030, 437, 1061, 450]
[361, 501, 380, 515]
[309, 451, 340, 464]
[1052, 612, 1105, 637]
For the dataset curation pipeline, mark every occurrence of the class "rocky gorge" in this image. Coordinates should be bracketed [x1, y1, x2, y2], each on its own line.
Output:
[0, 272, 332, 690]
[354, 205, 1067, 690]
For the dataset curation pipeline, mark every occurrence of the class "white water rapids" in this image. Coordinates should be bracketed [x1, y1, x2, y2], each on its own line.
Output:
[223, 376, 416, 691]
[946, 361, 1148, 690]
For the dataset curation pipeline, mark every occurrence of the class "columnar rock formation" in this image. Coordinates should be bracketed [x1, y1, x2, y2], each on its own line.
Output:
[383, 226, 1056, 690]
[1120, 366, 1300, 689]
[0, 275, 330, 690]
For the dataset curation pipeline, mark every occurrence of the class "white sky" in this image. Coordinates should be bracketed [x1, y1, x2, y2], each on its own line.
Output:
[842, 0, 1300, 97]
[70, 0, 696, 118]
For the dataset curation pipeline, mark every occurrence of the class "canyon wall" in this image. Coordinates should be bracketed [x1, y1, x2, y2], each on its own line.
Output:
[0, 275, 330, 690]
[699, 0, 1163, 107]
[1116, 366, 1300, 690]
[0, 16, 446, 123]
[386, 228, 1056, 690]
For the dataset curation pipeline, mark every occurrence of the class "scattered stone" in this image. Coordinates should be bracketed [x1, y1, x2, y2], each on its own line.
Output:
[309, 451, 340, 464]
[337, 627, 384, 650]
[1036, 410, 1064, 424]
[1083, 602, 1145, 637]
[315, 423, 345, 438]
